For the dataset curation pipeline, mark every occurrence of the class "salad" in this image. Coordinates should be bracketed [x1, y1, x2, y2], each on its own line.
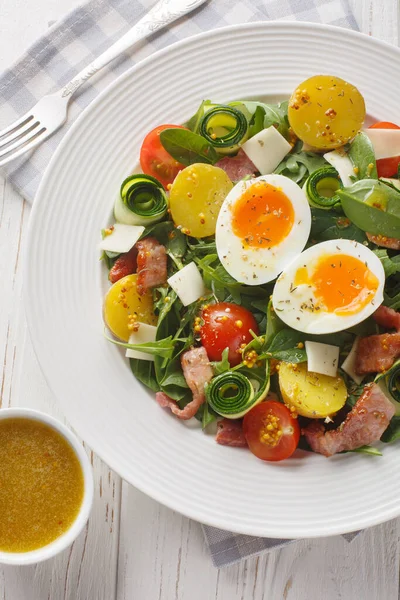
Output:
[100, 74, 400, 462]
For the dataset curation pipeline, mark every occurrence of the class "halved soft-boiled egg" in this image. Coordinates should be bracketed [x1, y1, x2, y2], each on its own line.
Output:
[272, 239, 385, 334]
[215, 174, 311, 285]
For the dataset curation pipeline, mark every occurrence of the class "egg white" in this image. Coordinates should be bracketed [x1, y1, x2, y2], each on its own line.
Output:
[272, 239, 385, 334]
[215, 174, 311, 285]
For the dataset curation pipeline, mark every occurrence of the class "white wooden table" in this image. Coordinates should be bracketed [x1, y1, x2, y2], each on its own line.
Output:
[1, 1, 400, 598]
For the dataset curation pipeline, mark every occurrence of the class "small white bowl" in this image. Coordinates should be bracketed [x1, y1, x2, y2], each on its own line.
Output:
[0, 407, 94, 565]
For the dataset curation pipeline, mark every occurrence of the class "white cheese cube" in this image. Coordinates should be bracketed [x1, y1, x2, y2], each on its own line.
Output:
[364, 128, 400, 160]
[341, 337, 364, 385]
[305, 341, 340, 378]
[241, 126, 291, 175]
[126, 323, 157, 362]
[323, 150, 354, 187]
[167, 262, 206, 307]
[99, 224, 144, 254]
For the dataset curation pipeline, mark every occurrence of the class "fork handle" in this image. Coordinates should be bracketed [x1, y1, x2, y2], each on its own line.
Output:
[60, 0, 202, 98]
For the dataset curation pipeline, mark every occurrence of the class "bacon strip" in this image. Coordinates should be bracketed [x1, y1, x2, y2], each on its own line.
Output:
[216, 419, 247, 447]
[155, 347, 213, 420]
[355, 306, 400, 374]
[373, 305, 400, 331]
[302, 383, 395, 457]
[215, 149, 257, 181]
[136, 237, 167, 296]
[355, 333, 400, 374]
[109, 246, 138, 284]
[366, 232, 400, 250]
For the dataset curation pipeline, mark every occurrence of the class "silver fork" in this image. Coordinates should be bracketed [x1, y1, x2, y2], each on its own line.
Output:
[0, 0, 206, 167]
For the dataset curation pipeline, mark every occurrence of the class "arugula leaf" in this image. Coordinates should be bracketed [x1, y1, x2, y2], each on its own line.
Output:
[348, 132, 378, 180]
[264, 329, 307, 363]
[166, 228, 187, 257]
[212, 347, 231, 375]
[185, 99, 213, 132]
[238, 100, 289, 137]
[310, 207, 367, 244]
[275, 150, 327, 185]
[142, 221, 175, 245]
[342, 377, 366, 408]
[384, 289, 400, 311]
[347, 446, 382, 456]
[187, 238, 217, 257]
[265, 299, 284, 347]
[196, 402, 218, 429]
[338, 179, 400, 237]
[373, 249, 400, 277]
[248, 106, 266, 138]
[116, 336, 177, 359]
[160, 364, 188, 389]
[130, 359, 159, 393]
[381, 416, 400, 443]
[159, 128, 218, 166]
[165, 228, 187, 270]
[195, 253, 270, 303]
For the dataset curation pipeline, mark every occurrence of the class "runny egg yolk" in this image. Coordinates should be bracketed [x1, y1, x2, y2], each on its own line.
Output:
[294, 254, 379, 315]
[231, 181, 294, 248]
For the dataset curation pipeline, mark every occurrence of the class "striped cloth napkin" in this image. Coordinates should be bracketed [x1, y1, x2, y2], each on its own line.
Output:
[0, 0, 361, 567]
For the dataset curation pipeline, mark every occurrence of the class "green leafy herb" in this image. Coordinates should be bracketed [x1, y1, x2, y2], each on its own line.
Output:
[165, 228, 187, 270]
[185, 99, 213, 132]
[100, 229, 118, 269]
[265, 299, 284, 347]
[248, 105, 266, 138]
[347, 445, 382, 456]
[212, 347, 231, 375]
[238, 100, 289, 137]
[381, 416, 400, 443]
[106, 334, 177, 359]
[264, 329, 307, 363]
[384, 289, 400, 311]
[187, 238, 217, 257]
[142, 221, 175, 245]
[373, 249, 400, 278]
[348, 132, 378, 180]
[130, 359, 159, 392]
[275, 150, 327, 185]
[310, 208, 367, 244]
[159, 128, 218, 166]
[199, 403, 218, 429]
[338, 179, 400, 238]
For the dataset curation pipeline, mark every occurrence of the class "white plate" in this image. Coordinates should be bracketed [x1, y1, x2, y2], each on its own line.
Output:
[25, 22, 400, 538]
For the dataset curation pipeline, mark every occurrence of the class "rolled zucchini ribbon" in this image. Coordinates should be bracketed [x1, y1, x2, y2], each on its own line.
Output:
[114, 174, 168, 226]
[304, 166, 342, 209]
[199, 105, 249, 156]
[205, 363, 270, 419]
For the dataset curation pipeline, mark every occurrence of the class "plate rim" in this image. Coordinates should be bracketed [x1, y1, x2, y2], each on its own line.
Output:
[24, 20, 400, 538]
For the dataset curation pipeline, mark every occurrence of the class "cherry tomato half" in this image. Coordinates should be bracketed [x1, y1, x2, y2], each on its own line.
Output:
[140, 124, 186, 189]
[369, 121, 400, 178]
[243, 401, 300, 462]
[200, 302, 258, 367]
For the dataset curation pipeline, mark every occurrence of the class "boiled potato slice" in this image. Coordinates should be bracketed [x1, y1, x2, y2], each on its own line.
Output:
[169, 163, 233, 237]
[288, 75, 365, 150]
[279, 361, 347, 418]
[104, 274, 156, 341]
